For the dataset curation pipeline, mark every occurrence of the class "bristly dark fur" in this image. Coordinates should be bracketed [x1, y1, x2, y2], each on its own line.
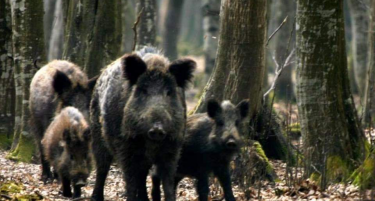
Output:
[151, 99, 250, 201]
[168, 58, 196, 89]
[90, 47, 196, 201]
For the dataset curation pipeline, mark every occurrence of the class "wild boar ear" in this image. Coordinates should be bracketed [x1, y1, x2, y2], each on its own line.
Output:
[236, 99, 250, 120]
[83, 128, 91, 142]
[168, 58, 196, 89]
[87, 75, 98, 92]
[53, 70, 72, 96]
[207, 99, 222, 119]
[63, 130, 71, 145]
[122, 54, 147, 86]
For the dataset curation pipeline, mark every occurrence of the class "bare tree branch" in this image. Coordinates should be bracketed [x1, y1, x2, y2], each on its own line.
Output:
[266, 16, 289, 47]
[132, 7, 144, 51]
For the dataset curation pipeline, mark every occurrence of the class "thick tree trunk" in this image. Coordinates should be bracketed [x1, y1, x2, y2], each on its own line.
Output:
[348, 0, 370, 97]
[202, 0, 220, 75]
[296, 0, 366, 187]
[63, 0, 122, 77]
[162, 0, 184, 60]
[0, 0, 15, 150]
[268, 0, 296, 100]
[9, 0, 46, 162]
[363, 1, 375, 127]
[136, 0, 157, 49]
[47, 0, 64, 60]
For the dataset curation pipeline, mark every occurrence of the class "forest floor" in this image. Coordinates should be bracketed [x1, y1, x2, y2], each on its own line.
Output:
[1, 149, 373, 201]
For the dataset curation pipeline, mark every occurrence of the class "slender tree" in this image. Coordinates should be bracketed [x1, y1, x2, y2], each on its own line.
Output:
[9, 0, 46, 162]
[162, 0, 184, 60]
[348, 0, 370, 97]
[43, 0, 57, 56]
[47, 0, 64, 60]
[0, 0, 15, 149]
[121, 0, 135, 53]
[296, 0, 366, 186]
[202, 0, 220, 76]
[136, 0, 157, 49]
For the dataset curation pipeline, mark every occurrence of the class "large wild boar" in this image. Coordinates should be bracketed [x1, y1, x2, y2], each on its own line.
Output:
[29, 60, 96, 182]
[41, 106, 92, 198]
[151, 99, 249, 201]
[90, 47, 196, 201]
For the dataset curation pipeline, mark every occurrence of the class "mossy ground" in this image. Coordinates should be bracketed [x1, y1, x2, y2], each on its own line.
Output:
[0, 134, 12, 150]
[6, 134, 35, 163]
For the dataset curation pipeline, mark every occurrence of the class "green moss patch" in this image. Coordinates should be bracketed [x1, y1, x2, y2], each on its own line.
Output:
[7, 135, 35, 163]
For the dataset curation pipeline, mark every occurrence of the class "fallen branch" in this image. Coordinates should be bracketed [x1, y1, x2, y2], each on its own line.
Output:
[132, 7, 144, 51]
[266, 16, 288, 47]
[0, 194, 11, 200]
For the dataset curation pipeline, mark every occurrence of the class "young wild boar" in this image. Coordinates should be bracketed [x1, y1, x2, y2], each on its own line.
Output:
[29, 60, 97, 182]
[90, 47, 196, 201]
[41, 106, 92, 198]
[151, 99, 249, 201]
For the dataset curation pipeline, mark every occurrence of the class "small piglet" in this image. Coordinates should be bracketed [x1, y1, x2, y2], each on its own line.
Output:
[41, 106, 92, 198]
[152, 99, 249, 201]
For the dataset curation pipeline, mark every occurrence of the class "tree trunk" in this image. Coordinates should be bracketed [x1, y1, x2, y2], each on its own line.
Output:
[162, 0, 184, 60]
[296, 0, 366, 187]
[136, 0, 157, 49]
[83, 0, 122, 77]
[63, 0, 122, 77]
[43, 0, 56, 56]
[0, 0, 15, 150]
[348, 0, 370, 97]
[363, 0, 375, 127]
[9, 0, 46, 162]
[47, 0, 64, 60]
[202, 0, 220, 76]
[180, 0, 203, 49]
[121, 0, 135, 53]
[268, 0, 296, 100]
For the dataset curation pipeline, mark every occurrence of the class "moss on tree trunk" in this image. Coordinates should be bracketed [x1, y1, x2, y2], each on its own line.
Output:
[296, 0, 366, 187]
[8, 0, 45, 162]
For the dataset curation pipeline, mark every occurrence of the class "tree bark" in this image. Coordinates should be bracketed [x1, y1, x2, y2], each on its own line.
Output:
[162, 0, 184, 60]
[180, 0, 203, 49]
[348, 0, 370, 97]
[63, 0, 122, 78]
[296, 0, 366, 187]
[363, 0, 375, 126]
[47, 0, 64, 60]
[202, 0, 220, 75]
[43, 0, 56, 56]
[0, 0, 15, 150]
[136, 0, 157, 49]
[9, 0, 46, 162]
[121, 0, 135, 53]
[268, 0, 296, 100]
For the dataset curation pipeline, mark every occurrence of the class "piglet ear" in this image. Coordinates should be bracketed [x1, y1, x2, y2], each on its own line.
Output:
[122, 54, 147, 86]
[207, 99, 222, 119]
[236, 99, 250, 120]
[53, 70, 72, 96]
[168, 58, 196, 89]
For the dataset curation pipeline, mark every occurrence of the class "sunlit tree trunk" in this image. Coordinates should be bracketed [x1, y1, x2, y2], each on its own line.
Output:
[202, 0, 220, 75]
[136, 0, 157, 49]
[348, 0, 370, 97]
[63, 0, 122, 77]
[0, 0, 15, 150]
[9, 0, 46, 162]
[296, 0, 366, 187]
[47, 0, 64, 60]
[43, 0, 56, 56]
[162, 0, 184, 60]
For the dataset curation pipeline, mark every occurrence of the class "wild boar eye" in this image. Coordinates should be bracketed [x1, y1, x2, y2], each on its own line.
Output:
[217, 120, 224, 127]
[235, 120, 240, 126]
[166, 89, 173, 97]
[70, 154, 74, 160]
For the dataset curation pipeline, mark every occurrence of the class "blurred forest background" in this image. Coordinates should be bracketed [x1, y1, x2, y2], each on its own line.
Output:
[1, 0, 375, 200]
